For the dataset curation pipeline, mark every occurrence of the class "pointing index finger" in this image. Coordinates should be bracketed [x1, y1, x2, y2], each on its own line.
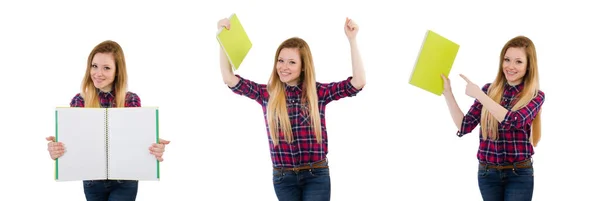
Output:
[459, 74, 472, 83]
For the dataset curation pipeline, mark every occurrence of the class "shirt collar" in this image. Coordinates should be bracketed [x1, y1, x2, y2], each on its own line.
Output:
[285, 82, 302, 92]
[96, 87, 115, 98]
[504, 81, 524, 93]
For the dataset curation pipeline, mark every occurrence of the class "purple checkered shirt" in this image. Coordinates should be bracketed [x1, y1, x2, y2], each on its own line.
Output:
[230, 75, 362, 168]
[70, 89, 141, 108]
[457, 82, 545, 165]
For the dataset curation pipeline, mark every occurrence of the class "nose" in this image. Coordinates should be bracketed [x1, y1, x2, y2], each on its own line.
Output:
[507, 61, 517, 70]
[279, 63, 289, 70]
[91, 69, 103, 78]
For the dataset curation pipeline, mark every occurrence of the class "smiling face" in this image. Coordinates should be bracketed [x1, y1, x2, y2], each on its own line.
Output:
[276, 48, 302, 86]
[90, 52, 116, 92]
[502, 47, 528, 85]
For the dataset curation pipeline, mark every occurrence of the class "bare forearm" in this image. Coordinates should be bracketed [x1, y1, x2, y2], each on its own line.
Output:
[349, 39, 366, 89]
[444, 92, 464, 130]
[476, 91, 508, 122]
[220, 48, 240, 87]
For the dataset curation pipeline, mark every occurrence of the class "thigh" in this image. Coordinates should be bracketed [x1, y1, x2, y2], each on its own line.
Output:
[108, 180, 138, 201]
[302, 168, 331, 201]
[83, 180, 109, 201]
[505, 167, 534, 201]
[273, 169, 302, 201]
[478, 167, 504, 201]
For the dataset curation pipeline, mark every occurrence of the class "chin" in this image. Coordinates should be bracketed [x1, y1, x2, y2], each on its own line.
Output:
[279, 78, 290, 83]
[94, 84, 107, 89]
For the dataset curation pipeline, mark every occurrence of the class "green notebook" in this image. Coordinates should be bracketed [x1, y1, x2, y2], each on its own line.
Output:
[54, 107, 160, 181]
[217, 13, 252, 71]
[409, 30, 460, 96]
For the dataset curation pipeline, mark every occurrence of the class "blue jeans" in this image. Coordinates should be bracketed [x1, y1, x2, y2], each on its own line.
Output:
[478, 160, 534, 201]
[83, 180, 138, 201]
[272, 161, 331, 201]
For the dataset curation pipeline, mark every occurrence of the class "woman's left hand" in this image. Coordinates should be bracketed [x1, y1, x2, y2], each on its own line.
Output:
[149, 138, 171, 162]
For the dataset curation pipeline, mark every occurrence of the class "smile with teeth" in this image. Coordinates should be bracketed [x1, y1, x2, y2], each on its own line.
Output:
[506, 71, 517, 75]
[280, 72, 291, 76]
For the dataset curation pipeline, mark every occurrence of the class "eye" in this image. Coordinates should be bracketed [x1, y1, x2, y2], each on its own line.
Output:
[290, 61, 296, 65]
[516, 60, 523, 64]
[104, 66, 111, 70]
[91, 64, 98, 68]
[504, 58, 510, 62]
[278, 59, 284, 63]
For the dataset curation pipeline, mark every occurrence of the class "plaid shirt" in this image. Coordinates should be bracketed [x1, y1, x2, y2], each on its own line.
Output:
[230, 75, 362, 168]
[457, 82, 545, 165]
[70, 90, 141, 108]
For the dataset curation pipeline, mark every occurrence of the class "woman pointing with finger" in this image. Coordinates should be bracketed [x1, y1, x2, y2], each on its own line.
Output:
[441, 36, 545, 201]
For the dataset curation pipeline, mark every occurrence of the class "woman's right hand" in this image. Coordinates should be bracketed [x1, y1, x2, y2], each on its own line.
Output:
[46, 136, 65, 160]
[217, 18, 230, 30]
[441, 74, 453, 96]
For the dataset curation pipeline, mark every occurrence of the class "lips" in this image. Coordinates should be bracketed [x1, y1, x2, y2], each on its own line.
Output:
[93, 78, 104, 84]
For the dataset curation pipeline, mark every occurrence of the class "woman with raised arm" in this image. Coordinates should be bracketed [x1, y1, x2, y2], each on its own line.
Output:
[218, 17, 366, 201]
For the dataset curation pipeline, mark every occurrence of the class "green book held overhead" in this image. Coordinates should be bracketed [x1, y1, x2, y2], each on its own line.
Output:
[409, 30, 460, 96]
[217, 13, 252, 71]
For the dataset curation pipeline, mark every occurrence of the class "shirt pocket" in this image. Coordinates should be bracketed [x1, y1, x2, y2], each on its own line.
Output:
[299, 103, 311, 125]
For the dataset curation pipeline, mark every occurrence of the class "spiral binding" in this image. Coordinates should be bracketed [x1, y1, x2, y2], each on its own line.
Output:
[105, 108, 109, 179]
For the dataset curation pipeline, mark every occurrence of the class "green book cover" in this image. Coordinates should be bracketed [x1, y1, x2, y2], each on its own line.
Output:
[217, 13, 252, 71]
[409, 30, 460, 96]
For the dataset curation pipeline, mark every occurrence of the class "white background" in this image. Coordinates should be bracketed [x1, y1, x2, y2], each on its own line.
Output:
[1, 0, 598, 200]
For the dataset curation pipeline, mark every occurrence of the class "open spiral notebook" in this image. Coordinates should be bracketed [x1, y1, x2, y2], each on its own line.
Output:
[54, 107, 160, 181]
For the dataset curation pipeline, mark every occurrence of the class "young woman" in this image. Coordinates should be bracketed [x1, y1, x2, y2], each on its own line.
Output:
[217, 17, 366, 201]
[45, 40, 170, 201]
[441, 36, 544, 201]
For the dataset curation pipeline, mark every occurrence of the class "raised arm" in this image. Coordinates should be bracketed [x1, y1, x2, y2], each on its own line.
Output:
[344, 18, 366, 90]
[217, 18, 240, 87]
[441, 74, 464, 130]
[442, 75, 488, 136]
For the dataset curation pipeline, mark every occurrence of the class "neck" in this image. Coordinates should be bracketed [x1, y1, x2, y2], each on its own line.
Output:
[507, 80, 522, 86]
[285, 81, 299, 86]
[98, 86, 113, 93]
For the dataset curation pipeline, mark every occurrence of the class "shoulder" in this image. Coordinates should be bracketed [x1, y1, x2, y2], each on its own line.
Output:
[71, 93, 84, 101]
[537, 89, 545, 97]
[316, 76, 353, 88]
[126, 91, 140, 100]
[482, 83, 492, 93]
[535, 89, 545, 103]
[70, 93, 84, 107]
[235, 74, 266, 87]
[125, 91, 141, 107]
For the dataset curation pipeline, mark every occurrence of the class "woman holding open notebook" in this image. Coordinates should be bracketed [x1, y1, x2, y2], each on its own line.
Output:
[45, 40, 170, 201]
[217, 17, 366, 201]
[441, 36, 544, 201]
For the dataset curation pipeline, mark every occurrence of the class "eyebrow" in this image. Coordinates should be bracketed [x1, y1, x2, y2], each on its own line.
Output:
[91, 63, 113, 67]
[278, 57, 296, 61]
[504, 56, 524, 60]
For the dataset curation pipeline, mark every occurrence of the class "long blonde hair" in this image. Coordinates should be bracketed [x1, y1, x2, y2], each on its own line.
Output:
[481, 36, 542, 146]
[267, 37, 321, 146]
[80, 40, 128, 108]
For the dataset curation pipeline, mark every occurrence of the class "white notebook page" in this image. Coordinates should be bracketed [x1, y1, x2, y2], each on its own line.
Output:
[56, 108, 107, 181]
[107, 107, 158, 180]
